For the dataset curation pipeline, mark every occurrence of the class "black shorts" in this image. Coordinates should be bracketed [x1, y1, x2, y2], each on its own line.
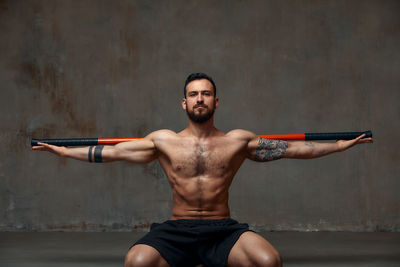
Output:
[132, 218, 252, 267]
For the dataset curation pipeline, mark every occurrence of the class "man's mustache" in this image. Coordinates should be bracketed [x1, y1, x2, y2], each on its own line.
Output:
[194, 104, 208, 108]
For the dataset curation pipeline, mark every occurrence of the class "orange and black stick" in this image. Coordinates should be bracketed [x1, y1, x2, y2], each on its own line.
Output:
[258, 130, 372, 141]
[31, 131, 372, 147]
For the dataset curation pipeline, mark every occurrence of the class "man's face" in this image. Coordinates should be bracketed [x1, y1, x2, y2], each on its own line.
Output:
[182, 79, 218, 123]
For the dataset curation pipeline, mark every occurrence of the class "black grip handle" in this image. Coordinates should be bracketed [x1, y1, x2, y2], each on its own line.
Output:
[305, 130, 372, 141]
[31, 138, 99, 147]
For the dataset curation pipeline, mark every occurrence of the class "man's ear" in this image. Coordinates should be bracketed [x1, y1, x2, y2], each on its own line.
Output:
[182, 98, 187, 110]
[215, 97, 219, 109]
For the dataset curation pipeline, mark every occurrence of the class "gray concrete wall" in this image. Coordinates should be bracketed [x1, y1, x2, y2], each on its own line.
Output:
[0, 0, 399, 231]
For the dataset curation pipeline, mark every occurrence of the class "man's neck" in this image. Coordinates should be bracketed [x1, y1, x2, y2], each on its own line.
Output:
[186, 118, 218, 138]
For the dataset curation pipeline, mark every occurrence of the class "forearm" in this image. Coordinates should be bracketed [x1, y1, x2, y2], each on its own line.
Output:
[62, 146, 93, 162]
[63, 145, 117, 162]
[285, 141, 340, 159]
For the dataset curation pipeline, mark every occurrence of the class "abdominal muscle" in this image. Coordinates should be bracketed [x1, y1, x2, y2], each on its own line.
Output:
[169, 175, 231, 220]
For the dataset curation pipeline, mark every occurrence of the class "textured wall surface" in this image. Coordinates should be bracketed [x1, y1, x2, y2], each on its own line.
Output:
[0, 0, 399, 231]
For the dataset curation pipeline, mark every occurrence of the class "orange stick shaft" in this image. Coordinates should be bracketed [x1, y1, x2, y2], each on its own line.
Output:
[257, 134, 305, 140]
[97, 134, 306, 144]
[98, 138, 142, 145]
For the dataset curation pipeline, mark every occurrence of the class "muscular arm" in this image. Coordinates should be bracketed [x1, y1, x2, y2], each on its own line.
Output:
[32, 134, 157, 164]
[284, 134, 372, 159]
[246, 133, 372, 161]
[247, 138, 289, 161]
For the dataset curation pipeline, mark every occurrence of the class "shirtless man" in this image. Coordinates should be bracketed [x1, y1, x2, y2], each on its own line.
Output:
[32, 73, 372, 267]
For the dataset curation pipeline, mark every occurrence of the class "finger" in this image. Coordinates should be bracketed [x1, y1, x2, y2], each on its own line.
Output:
[336, 134, 364, 142]
[350, 134, 366, 144]
[37, 142, 50, 146]
[37, 142, 57, 149]
[32, 146, 47, 150]
[356, 134, 366, 140]
[358, 138, 373, 144]
[32, 142, 54, 150]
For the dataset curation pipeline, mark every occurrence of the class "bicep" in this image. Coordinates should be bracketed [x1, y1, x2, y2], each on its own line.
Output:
[111, 138, 157, 163]
[247, 137, 289, 162]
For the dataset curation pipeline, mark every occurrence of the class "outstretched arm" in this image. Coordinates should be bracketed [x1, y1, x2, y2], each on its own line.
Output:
[247, 133, 372, 161]
[32, 134, 157, 164]
[284, 134, 372, 159]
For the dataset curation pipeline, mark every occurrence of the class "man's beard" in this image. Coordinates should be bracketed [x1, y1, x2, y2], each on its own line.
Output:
[186, 102, 215, 123]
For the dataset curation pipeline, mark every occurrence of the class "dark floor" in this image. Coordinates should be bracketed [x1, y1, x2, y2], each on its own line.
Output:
[0, 231, 399, 267]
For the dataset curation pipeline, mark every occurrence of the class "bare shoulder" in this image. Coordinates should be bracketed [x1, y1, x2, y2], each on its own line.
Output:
[145, 129, 178, 141]
[226, 129, 258, 142]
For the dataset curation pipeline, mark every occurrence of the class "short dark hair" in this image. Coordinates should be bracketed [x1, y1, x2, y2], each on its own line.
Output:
[184, 73, 217, 98]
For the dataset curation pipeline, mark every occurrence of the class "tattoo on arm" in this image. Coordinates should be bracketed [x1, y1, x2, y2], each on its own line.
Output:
[255, 138, 288, 162]
[88, 145, 104, 163]
[88, 146, 94, 162]
[94, 145, 104, 163]
[305, 141, 315, 147]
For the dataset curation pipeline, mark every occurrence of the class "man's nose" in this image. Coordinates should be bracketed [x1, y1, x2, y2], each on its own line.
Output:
[196, 94, 204, 102]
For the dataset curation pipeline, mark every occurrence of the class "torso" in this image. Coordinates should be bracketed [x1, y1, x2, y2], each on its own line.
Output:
[152, 129, 251, 220]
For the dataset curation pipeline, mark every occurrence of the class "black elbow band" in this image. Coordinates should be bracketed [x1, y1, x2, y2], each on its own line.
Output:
[94, 145, 104, 163]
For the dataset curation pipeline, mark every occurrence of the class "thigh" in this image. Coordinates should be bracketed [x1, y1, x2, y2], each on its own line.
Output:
[125, 244, 169, 267]
[227, 231, 281, 267]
